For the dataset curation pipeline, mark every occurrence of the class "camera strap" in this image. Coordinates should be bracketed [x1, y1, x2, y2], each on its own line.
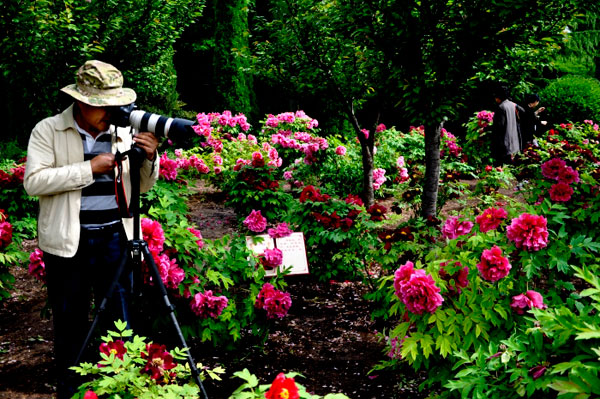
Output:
[114, 151, 132, 218]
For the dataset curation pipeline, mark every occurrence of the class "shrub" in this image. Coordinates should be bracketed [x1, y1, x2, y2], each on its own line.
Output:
[540, 75, 600, 123]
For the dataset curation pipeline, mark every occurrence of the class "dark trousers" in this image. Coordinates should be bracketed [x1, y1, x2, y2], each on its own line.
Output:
[45, 226, 131, 399]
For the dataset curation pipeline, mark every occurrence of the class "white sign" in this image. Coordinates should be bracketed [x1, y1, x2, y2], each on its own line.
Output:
[246, 232, 309, 277]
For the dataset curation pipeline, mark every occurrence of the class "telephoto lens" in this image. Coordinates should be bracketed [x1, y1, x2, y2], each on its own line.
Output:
[129, 110, 195, 141]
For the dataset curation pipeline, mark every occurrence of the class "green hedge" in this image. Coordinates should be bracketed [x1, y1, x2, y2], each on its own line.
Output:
[540, 74, 600, 122]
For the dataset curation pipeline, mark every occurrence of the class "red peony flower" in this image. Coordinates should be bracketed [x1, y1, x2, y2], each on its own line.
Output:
[475, 207, 508, 233]
[190, 290, 229, 318]
[28, 248, 46, 283]
[141, 343, 177, 381]
[0, 220, 13, 249]
[187, 227, 205, 250]
[141, 218, 165, 256]
[299, 185, 329, 203]
[506, 213, 549, 251]
[549, 182, 573, 202]
[367, 204, 387, 221]
[477, 245, 511, 282]
[83, 391, 98, 399]
[265, 373, 300, 399]
[99, 339, 127, 360]
[255, 283, 292, 319]
[510, 290, 547, 314]
[540, 158, 566, 180]
[557, 165, 580, 184]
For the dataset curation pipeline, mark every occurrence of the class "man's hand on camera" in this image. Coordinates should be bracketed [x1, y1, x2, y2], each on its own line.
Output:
[91, 153, 116, 174]
[133, 132, 159, 160]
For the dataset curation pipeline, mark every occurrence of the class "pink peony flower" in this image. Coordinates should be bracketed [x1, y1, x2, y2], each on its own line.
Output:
[442, 216, 474, 239]
[190, 290, 228, 318]
[376, 123, 387, 132]
[83, 391, 99, 399]
[28, 248, 46, 283]
[187, 227, 204, 250]
[335, 145, 347, 156]
[255, 283, 292, 319]
[361, 129, 370, 140]
[477, 245, 511, 282]
[541, 158, 566, 180]
[243, 210, 267, 232]
[510, 290, 547, 314]
[506, 213, 549, 251]
[549, 182, 574, 202]
[141, 218, 165, 256]
[475, 207, 508, 233]
[373, 168, 387, 190]
[268, 222, 293, 238]
[393, 261, 443, 314]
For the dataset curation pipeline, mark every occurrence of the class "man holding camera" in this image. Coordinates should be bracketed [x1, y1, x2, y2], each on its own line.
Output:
[24, 60, 159, 398]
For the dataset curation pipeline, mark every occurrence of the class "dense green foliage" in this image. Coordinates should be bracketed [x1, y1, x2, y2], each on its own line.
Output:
[540, 74, 600, 122]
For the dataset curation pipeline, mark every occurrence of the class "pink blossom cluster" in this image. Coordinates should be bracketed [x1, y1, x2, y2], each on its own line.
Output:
[584, 119, 599, 131]
[476, 110, 494, 127]
[255, 283, 292, 319]
[441, 216, 473, 240]
[187, 227, 205, 250]
[376, 123, 387, 132]
[475, 207, 508, 233]
[477, 245, 511, 282]
[159, 152, 178, 181]
[540, 158, 579, 202]
[373, 168, 387, 190]
[335, 145, 346, 156]
[190, 290, 229, 319]
[395, 156, 409, 183]
[173, 151, 211, 174]
[270, 130, 328, 165]
[510, 290, 547, 314]
[0, 164, 25, 189]
[141, 218, 186, 290]
[440, 129, 462, 158]
[28, 248, 46, 283]
[0, 216, 12, 249]
[393, 261, 443, 315]
[264, 111, 318, 130]
[506, 213, 549, 251]
[193, 111, 251, 137]
[244, 210, 267, 232]
[268, 222, 293, 238]
[141, 218, 166, 256]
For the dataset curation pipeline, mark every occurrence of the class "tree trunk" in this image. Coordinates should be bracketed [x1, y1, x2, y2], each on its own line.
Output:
[345, 104, 375, 207]
[421, 121, 442, 217]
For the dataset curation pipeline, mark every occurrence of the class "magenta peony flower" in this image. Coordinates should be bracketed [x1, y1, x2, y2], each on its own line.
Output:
[255, 283, 277, 309]
[477, 246, 511, 282]
[475, 207, 508, 233]
[557, 166, 580, 185]
[506, 213, 549, 251]
[156, 254, 185, 290]
[540, 158, 566, 180]
[28, 248, 46, 283]
[0, 220, 13, 249]
[268, 222, 293, 238]
[376, 123, 387, 132]
[442, 216, 474, 240]
[243, 210, 268, 232]
[83, 391, 99, 399]
[263, 289, 292, 319]
[393, 261, 443, 314]
[510, 290, 547, 314]
[549, 182, 574, 202]
[261, 248, 283, 269]
[190, 290, 228, 318]
[335, 145, 347, 156]
[141, 218, 165, 256]
[141, 343, 177, 381]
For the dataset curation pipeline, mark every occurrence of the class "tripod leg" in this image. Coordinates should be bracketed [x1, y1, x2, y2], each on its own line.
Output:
[138, 240, 209, 399]
[74, 248, 131, 367]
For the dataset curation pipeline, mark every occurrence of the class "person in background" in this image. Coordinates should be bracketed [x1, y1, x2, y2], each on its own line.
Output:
[491, 86, 525, 165]
[23, 60, 159, 398]
[520, 93, 547, 147]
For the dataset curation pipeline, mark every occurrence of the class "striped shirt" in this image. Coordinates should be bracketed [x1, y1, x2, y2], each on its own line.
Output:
[76, 123, 120, 229]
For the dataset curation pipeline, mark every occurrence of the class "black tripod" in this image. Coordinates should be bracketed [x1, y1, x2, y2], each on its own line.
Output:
[74, 145, 208, 399]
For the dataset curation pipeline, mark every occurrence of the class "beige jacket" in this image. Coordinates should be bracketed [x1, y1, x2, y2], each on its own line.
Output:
[24, 104, 159, 257]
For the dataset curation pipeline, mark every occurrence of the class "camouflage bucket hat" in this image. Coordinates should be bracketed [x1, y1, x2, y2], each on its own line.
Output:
[60, 60, 136, 106]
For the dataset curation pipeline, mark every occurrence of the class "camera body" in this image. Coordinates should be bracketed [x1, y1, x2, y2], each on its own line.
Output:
[109, 103, 195, 142]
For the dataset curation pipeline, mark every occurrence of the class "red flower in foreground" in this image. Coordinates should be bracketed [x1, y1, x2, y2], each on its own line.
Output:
[549, 182, 573, 202]
[83, 391, 98, 399]
[477, 246, 511, 282]
[141, 343, 177, 381]
[475, 207, 508, 233]
[265, 373, 300, 399]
